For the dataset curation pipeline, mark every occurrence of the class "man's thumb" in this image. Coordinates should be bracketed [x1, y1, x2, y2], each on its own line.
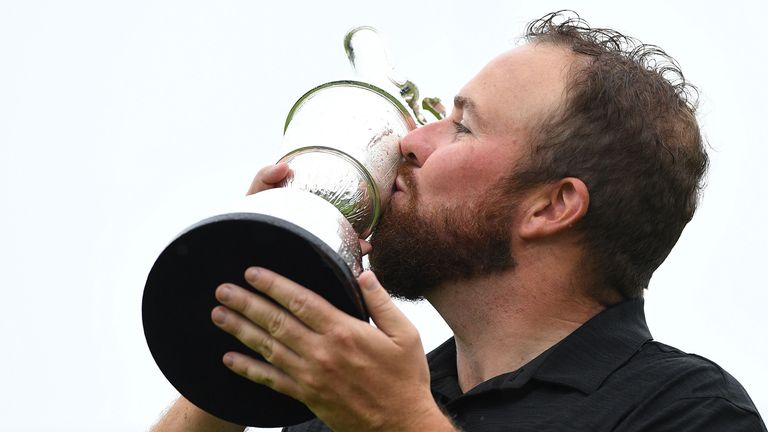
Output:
[358, 271, 412, 337]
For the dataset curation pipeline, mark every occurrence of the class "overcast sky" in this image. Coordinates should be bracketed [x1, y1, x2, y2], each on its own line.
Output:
[1, 1, 766, 431]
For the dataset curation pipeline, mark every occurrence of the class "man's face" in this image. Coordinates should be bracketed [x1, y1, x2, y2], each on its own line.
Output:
[369, 43, 573, 300]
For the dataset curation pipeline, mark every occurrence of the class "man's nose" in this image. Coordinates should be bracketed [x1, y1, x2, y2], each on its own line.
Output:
[398, 121, 444, 167]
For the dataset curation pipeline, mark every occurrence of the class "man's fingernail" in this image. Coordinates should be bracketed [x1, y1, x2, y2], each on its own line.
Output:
[223, 353, 234, 367]
[246, 267, 260, 281]
[212, 308, 227, 324]
[271, 163, 288, 176]
[218, 284, 231, 301]
[362, 272, 378, 291]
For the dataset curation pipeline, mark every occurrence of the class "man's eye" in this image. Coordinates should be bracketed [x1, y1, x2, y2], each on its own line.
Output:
[452, 121, 471, 135]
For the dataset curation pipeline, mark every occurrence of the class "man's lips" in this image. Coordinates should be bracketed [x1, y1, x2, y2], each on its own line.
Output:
[392, 167, 415, 196]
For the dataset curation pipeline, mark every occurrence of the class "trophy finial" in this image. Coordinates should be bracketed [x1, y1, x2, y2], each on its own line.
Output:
[344, 26, 443, 124]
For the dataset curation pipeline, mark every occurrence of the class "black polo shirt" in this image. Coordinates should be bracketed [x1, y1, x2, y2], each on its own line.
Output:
[284, 299, 766, 431]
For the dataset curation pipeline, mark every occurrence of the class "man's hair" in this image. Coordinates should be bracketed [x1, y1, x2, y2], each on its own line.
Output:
[513, 11, 709, 299]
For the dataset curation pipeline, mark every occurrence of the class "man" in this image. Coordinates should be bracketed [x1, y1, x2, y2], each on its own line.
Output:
[152, 11, 766, 432]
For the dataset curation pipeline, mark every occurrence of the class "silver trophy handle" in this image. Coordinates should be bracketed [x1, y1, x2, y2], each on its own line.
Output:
[344, 26, 445, 124]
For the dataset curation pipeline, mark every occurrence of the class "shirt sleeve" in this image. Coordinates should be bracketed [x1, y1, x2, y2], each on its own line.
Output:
[618, 396, 767, 432]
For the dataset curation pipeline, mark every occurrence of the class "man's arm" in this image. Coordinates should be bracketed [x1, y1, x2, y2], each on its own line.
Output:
[150, 396, 244, 432]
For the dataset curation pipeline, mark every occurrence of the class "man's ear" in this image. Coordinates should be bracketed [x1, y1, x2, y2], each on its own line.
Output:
[519, 177, 589, 240]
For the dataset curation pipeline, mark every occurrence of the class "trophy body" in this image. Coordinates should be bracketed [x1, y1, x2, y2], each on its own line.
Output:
[142, 80, 416, 427]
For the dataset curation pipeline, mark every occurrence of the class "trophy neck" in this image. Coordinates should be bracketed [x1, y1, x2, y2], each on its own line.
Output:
[277, 146, 381, 238]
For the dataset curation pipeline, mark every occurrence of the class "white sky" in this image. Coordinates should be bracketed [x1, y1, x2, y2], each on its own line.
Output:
[1, 1, 766, 430]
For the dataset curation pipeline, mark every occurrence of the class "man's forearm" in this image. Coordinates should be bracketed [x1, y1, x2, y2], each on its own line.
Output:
[150, 396, 244, 432]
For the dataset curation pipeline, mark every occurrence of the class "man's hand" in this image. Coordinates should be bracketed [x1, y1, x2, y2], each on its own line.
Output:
[246, 162, 291, 195]
[210, 267, 456, 432]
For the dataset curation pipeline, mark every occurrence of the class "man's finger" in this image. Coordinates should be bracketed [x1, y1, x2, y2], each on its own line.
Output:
[222, 352, 302, 399]
[211, 305, 303, 370]
[244, 267, 342, 334]
[246, 162, 290, 195]
[357, 271, 415, 338]
[214, 283, 314, 353]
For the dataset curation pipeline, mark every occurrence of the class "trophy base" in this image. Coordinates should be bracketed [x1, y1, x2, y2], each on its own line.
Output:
[142, 212, 367, 427]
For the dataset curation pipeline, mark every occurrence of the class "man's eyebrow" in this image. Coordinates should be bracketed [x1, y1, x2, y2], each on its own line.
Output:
[454, 95, 476, 112]
[454, 95, 485, 128]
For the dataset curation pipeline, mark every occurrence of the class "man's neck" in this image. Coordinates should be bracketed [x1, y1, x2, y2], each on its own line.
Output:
[426, 269, 607, 393]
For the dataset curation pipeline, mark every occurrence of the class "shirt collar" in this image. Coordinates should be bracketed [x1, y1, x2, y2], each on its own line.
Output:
[428, 298, 652, 398]
[531, 298, 652, 394]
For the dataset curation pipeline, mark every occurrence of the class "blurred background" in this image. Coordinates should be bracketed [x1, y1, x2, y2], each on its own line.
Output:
[1, 1, 766, 430]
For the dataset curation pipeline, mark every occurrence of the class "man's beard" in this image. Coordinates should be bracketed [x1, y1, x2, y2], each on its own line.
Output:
[369, 170, 518, 301]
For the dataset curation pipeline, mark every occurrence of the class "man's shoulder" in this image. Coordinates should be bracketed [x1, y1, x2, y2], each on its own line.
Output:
[616, 339, 759, 414]
[591, 339, 766, 431]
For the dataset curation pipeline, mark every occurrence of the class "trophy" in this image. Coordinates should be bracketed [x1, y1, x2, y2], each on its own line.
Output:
[142, 27, 445, 427]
